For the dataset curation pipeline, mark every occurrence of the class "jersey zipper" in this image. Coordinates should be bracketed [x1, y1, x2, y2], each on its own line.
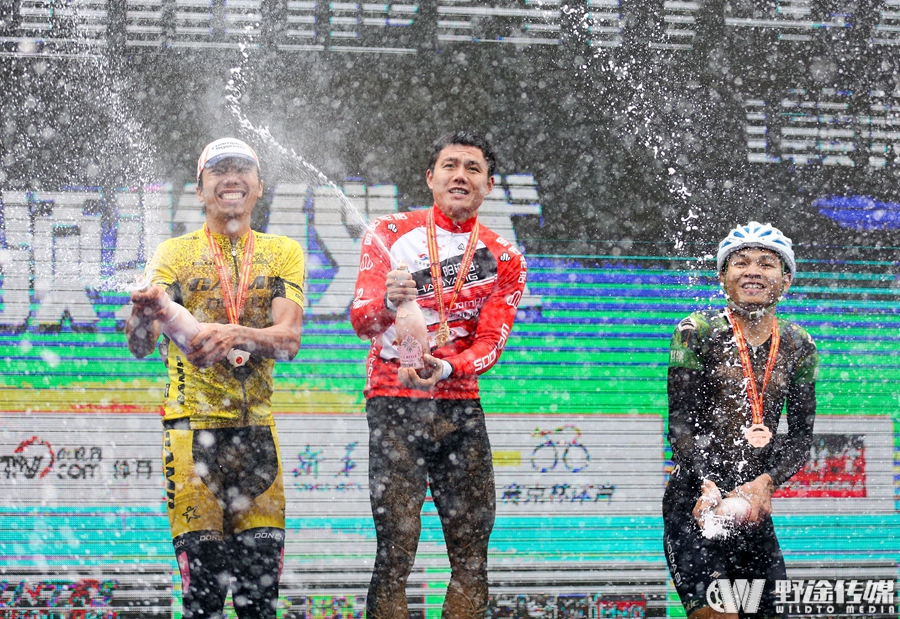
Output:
[231, 237, 251, 425]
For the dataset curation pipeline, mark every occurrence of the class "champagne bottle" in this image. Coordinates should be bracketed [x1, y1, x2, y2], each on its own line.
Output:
[699, 496, 752, 539]
[714, 496, 751, 524]
[393, 262, 429, 370]
[134, 280, 249, 367]
[158, 301, 202, 354]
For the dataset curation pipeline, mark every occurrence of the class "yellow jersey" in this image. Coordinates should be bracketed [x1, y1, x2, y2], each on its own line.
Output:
[146, 225, 305, 429]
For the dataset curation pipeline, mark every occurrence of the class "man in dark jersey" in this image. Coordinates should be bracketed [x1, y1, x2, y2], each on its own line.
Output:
[350, 131, 527, 619]
[126, 138, 304, 619]
[664, 222, 817, 619]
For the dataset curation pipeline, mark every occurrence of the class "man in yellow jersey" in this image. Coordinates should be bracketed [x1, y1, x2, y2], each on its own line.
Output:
[125, 138, 304, 619]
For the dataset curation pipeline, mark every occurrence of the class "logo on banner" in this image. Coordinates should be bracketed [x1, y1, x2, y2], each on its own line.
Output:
[0, 573, 127, 610]
[530, 425, 590, 473]
[500, 482, 614, 504]
[11, 435, 55, 478]
[293, 445, 323, 477]
[774, 434, 866, 498]
[291, 442, 363, 493]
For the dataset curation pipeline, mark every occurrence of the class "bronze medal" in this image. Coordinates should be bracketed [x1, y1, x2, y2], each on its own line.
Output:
[744, 423, 773, 448]
[725, 309, 781, 450]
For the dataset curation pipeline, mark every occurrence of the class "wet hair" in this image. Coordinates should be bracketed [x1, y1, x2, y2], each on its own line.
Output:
[196, 157, 259, 190]
[427, 131, 497, 178]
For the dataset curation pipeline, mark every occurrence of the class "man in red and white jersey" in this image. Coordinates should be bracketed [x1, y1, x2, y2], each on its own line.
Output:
[350, 131, 527, 619]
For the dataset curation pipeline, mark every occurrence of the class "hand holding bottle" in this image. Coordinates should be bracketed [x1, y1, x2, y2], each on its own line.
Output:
[130, 280, 249, 367]
[390, 262, 429, 370]
[398, 353, 443, 390]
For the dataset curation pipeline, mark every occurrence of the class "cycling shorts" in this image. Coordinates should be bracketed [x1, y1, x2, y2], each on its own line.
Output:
[664, 506, 787, 618]
[163, 423, 285, 540]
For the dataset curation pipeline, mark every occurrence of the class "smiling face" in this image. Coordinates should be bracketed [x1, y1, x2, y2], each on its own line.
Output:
[196, 157, 263, 237]
[425, 144, 494, 223]
[719, 247, 792, 310]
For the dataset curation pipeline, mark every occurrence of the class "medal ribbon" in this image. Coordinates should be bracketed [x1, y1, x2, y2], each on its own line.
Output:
[204, 225, 256, 325]
[426, 206, 480, 330]
[725, 308, 781, 425]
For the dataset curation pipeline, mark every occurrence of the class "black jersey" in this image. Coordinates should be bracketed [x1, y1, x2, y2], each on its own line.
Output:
[665, 309, 818, 507]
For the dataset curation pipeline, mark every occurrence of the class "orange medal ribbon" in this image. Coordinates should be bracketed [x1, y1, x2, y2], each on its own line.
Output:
[426, 207, 480, 348]
[725, 308, 780, 448]
[204, 226, 256, 325]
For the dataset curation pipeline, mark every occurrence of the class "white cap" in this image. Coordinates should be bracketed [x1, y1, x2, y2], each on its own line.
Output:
[196, 138, 260, 180]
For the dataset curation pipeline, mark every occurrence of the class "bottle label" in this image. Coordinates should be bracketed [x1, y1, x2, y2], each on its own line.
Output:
[398, 334, 425, 369]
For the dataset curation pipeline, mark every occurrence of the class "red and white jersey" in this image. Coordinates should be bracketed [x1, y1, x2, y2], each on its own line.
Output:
[350, 206, 528, 400]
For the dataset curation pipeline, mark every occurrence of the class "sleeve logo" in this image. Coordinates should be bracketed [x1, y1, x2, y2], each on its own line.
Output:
[677, 317, 697, 332]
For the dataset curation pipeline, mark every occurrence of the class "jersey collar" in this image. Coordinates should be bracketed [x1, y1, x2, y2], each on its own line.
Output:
[432, 205, 478, 233]
[202, 222, 253, 246]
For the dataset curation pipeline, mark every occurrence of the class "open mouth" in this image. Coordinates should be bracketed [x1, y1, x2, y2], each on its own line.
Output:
[448, 187, 468, 195]
[217, 189, 246, 200]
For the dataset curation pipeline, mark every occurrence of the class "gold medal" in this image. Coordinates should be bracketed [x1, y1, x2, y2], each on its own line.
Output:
[426, 207, 480, 352]
[435, 322, 451, 348]
[744, 423, 772, 448]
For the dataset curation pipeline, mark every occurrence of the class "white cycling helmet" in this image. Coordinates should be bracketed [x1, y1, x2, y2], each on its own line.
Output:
[716, 221, 795, 276]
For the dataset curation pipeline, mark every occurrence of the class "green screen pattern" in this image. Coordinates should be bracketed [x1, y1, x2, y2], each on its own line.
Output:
[1, 255, 898, 617]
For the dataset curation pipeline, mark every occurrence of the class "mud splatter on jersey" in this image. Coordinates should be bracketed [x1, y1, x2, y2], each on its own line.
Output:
[147, 225, 304, 428]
